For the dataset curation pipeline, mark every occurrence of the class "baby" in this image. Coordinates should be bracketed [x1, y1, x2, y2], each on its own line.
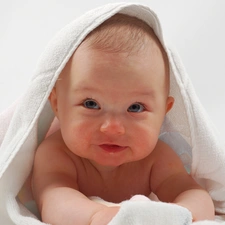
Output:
[32, 13, 215, 224]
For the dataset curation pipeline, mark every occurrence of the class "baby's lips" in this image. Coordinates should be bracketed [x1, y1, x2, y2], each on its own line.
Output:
[99, 144, 127, 153]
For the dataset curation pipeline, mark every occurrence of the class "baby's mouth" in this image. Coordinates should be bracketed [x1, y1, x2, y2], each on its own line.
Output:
[99, 144, 127, 153]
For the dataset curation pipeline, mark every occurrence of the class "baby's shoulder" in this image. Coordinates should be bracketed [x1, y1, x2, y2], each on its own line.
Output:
[34, 130, 78, 177]
[149, 139, 184, 171]
[152, 139, 177, 158]
[41, 129, 66, 147]
[136, 140, 174, 167]
[35, 130, 69, 160]
[37, 130, 83, 167]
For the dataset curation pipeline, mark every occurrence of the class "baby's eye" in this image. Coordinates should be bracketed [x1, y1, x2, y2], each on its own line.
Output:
[127, 103, 145, 113]
[83, 99, 100, 109]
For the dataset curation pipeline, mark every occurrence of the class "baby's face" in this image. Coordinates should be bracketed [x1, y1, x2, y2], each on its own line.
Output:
[51, 41, 173, 169]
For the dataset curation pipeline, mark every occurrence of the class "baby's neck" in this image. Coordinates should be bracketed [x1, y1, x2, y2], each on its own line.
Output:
[88, 159, 125, 181]
[77, 158, 152, 203]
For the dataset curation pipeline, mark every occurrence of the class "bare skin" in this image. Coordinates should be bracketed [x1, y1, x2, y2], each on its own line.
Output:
[32, 34, 215, 224]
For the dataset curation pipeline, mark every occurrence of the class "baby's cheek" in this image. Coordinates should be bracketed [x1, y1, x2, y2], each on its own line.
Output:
[133, 130, 158, 155]
[66, 121, 93, 144]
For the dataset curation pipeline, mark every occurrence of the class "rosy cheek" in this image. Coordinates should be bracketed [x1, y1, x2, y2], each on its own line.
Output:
[135, 128, 158, 149]
[69, 120, 93, 140]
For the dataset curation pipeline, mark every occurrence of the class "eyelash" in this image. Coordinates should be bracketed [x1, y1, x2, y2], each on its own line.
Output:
[80, 99, 147, 112]
[128, 102, 147, 112]
[135, 102, 146, 108]
[82, 98, 100, 109]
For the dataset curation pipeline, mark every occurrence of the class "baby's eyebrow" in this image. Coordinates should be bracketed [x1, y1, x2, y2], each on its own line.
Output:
[72, 86, 155, 98]
[73, 86, 99, 93]
[131, 90, 155, 97]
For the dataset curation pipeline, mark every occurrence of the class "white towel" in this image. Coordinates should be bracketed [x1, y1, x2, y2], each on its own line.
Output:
[0, 2, 225, 225]
[107, 195, 192, 225]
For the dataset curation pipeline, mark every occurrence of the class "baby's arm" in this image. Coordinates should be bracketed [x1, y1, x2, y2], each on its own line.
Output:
[32, 132, 119, 225]
[150, 140, 215, 221]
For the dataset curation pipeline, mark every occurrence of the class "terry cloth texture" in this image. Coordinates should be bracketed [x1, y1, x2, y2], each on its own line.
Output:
[0, 2, 225, 225]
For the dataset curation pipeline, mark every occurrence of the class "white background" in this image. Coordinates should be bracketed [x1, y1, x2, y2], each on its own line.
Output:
[0, 0, 225, 135]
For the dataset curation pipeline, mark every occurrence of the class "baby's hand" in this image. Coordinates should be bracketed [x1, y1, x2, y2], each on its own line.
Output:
[130, 194, 151, 201]
[90, 195, 150, 225]
[91, 206, 120, 225]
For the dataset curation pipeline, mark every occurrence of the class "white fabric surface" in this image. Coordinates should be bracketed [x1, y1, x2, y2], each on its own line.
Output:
[0, 2, 225, 224]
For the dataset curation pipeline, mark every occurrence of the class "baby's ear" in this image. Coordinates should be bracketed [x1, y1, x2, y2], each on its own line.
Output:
[49, 87, 58, 116]
[166, 96, 174, 113]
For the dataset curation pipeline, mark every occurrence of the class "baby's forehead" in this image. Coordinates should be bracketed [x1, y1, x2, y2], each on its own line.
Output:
[81, 13, 160, 55]
[58, 14, 170, 94]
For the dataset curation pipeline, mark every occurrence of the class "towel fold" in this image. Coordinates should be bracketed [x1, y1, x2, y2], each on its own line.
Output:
[108, 197, 192, 225]
[0, 2, 225, 225]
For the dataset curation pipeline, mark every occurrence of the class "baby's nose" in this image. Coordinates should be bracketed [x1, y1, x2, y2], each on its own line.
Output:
[100, 117, 125, 135]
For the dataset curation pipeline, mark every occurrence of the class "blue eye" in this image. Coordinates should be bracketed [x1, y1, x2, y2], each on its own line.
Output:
[128, 103, 145, 113]
[83, 99, 100, 109]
